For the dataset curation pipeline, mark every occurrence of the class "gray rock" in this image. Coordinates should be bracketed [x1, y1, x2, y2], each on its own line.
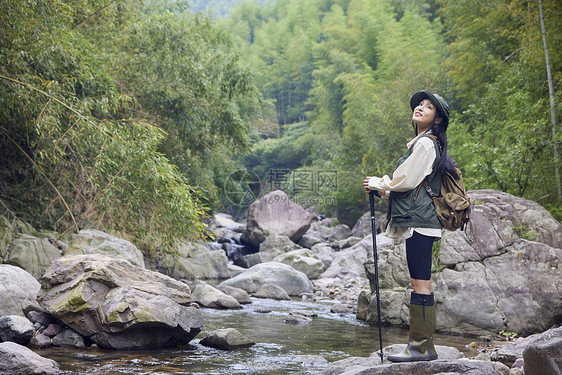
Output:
[216, 284, 252, 304]
[211, 213, 246, 233]
[258, 233, 302, 263]
[273, 249, 325, 279]
[38, 254, 203, 350]
[491, 335, 536, 368]
[523, 326, 562, 375]
[299, 354, 329, 367]
[360, 190, 562, 336]
[5, 234, 62, 279]
[351, 210, 386, 238]
[322, 234, 393, 278]
[434, 240, 562, 336]
[0, 341, 60, 374]
[511, 357, 524, 369]
[384, 344, 465, 361]
[331, 303, 354, 314]
[298, 234, 324, 249]
[29, 332, 52, 348]
[156, 241, 230, 279]
[328, 224, 352, 242]
[492, 361, 511, 375]
[219, 262, 314, 296]
[65, 229, 145, 268]
[283, 313, 313, 324]
[240, 253, 262, 268]
[333, 236, 362, 250]
[0, 264, 41, 317]
[310, 243, 334, 268]
[468, 190, 562, 249]
[42, 323, 63, 337]
[227, 264, 247, 278]
[291, 310, 317, 318]
[191, 282, 241, 309]
[52, 328, 85, 348]
[0, 315, 35, 344]
[323, 352, 383, 375]
[27, 311, 54, 326]
[199, 328, 255, 350]
[253, 283, 290, 300]
[509, 368, 524, 375]
[306, 221, 337, 242]
[324, 359, 500, 375]
[241, 190, 314, 247]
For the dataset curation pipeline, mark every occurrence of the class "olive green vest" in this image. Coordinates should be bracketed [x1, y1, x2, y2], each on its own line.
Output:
[387, 136, 442, 229]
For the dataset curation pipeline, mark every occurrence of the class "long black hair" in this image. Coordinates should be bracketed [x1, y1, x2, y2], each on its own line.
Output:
[414, 109, 459, 179]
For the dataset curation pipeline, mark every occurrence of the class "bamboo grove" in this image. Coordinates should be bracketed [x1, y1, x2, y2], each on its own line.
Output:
[0, 0, 560, 250]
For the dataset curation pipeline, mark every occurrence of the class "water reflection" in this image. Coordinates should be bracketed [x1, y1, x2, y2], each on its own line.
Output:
[37, 298, 480, 374]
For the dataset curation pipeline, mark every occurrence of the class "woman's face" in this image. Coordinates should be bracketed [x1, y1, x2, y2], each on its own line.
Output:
[412, 98, 441, 130]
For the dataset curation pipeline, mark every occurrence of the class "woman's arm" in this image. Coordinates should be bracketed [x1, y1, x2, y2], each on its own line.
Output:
[367, 137, 436, 192]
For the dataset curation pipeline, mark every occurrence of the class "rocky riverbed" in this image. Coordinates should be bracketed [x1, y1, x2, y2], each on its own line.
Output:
[1, 189, 561, 374]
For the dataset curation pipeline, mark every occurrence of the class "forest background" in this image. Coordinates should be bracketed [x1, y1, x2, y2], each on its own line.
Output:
[1, 0, 560, 251]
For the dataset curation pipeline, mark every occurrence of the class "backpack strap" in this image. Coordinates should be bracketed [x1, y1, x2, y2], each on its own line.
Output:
[420, 134, 441, 198]
[422, 180, 437, 198]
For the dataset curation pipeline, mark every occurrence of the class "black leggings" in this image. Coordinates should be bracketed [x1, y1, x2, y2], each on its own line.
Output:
[405, 231, 436, 281]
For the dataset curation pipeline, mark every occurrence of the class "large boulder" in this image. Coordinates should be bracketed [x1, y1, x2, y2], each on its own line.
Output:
[321, 234, 394, 278]
[3, 234, 62, 280]
[0, 315, 35, 344]
[0, 216, 37, 260]
[0, 341, 60, 375]
[327, 224, 352, 242]
[191, 282, 241, 309]
[350, 210, 386, 238]
[523, 326, 562, 375]
[257, 233, 302, 263]
[273, 249, 325, 279]
[65, 229, 145, 268]
[210, 213, 246, 233]
[241, 190, 314, 247]
[360, 190, 562, 336]
[38, 254, 203, 350]
[299, 221, 333, 248]
[323, 358, 499, 375]
[199, 328, 255, 350]
[153, 241, 230, 280]
[219, 262, 314, 296]
[215, 284, 252, 304]
[436, 239, 562, 336]
[253, 283, 291, 300]
[0, 264, 41, 317]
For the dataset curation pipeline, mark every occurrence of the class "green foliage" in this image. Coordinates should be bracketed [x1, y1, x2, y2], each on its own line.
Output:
[499, 329, 518, 340]
[4, 0, 559, 244]
[113, 10, 261, 206]
[513, 225, 538, 242]
[0, 0, 259, 245]
[444, 0, 562, 210]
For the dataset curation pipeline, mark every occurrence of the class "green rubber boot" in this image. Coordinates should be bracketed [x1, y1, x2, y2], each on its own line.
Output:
[387, 292, 438, 362]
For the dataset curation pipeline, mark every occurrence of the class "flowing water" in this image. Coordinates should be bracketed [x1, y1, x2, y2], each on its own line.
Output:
[37, 297, 480, 374]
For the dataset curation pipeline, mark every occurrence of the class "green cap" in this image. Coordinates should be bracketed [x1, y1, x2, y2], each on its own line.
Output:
[410, 90, 450, 128]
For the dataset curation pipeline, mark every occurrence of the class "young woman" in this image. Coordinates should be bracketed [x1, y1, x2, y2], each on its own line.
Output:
[363, 90, 457, 362]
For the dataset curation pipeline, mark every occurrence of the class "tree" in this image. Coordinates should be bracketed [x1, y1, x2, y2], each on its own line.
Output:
[443, 0, 561, 216]
[0, 0, 261, 245]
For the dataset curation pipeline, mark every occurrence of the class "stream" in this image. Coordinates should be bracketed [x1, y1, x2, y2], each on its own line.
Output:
[36, 297, 480, 374]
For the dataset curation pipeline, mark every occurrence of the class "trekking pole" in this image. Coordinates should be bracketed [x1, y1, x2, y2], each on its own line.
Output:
[369, 191, 384, 363]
